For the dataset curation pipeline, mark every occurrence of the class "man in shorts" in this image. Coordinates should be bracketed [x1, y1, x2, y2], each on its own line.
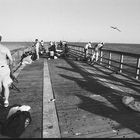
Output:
[0, 37, 13, 107]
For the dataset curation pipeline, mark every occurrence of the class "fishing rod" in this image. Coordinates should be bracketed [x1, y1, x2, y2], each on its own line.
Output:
[10, 83, 21, 92]
[10, 74, 21, 92]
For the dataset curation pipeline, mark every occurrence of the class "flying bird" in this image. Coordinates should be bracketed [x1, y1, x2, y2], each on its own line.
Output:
[110, 26, 121, 32]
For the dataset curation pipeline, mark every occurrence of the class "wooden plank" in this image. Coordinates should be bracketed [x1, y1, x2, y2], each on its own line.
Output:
[48, 58, 140, 138]
[43, 59, 61, 138]
[0, 59, 44, 138]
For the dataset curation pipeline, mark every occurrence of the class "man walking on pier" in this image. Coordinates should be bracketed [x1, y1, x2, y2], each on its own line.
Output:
[0, 36, 13, 107]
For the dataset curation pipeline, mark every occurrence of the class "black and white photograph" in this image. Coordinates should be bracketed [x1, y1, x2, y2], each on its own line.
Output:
[0, 0, 140, 138]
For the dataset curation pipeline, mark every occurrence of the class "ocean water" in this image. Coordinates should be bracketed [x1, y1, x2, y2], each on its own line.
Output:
[1, 42, 140, 55]
[69, 42, 140, 55]
[103, 43, 140, 55]
[0, 42, 33, 50]
[1, 41, 139, 78]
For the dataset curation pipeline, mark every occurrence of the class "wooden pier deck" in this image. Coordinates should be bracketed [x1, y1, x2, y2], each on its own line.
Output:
[0, 56, 140, 138]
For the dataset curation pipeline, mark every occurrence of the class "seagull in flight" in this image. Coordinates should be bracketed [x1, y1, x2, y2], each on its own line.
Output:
[110, 26, 121, 32]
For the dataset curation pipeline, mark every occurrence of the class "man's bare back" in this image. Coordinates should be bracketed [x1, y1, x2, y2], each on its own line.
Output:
[0, 44, 13, 66]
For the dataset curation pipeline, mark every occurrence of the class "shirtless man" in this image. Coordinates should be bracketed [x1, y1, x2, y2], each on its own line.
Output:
[0, 38, 13, 107]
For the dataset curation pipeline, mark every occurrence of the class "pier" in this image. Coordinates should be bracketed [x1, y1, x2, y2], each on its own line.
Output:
[0, 45, 140, 138]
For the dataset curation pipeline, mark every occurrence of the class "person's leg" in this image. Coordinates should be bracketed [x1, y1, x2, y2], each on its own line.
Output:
[2, 67, 12, 107]
[0, 70, 5, 98]
[91, 52, 95, 64]
[36, 48, 39, 60]
[37, 51, 39, 59]
[91, 53, 95, 61]
[3, 84, 9, 107]
[86, 50, 88, 59]
[96, 52, 99, 61]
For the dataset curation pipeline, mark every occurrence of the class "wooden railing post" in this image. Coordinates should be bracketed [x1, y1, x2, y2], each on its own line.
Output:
[67, 44, 140, 80]
[82, 47, 84, 57]
[108, 52, 112, 68]
[119, 54, 124, 73]
[100, 51, 103, 64]
[136, 57, 140, 79]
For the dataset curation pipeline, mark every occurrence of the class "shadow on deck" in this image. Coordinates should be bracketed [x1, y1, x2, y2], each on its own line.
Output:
[0, 56, 140, 138]
[0, 59, 44, 138]
[47, 57, 140, 138]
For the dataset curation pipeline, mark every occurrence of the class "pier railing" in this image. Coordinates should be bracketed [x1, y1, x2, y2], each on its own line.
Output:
[11, 46, 31, 72]
[68, 44, 140, 80]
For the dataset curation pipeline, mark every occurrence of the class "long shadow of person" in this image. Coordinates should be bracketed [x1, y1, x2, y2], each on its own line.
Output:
[76, 94, 140, 134]
[58, 58, 140, 135]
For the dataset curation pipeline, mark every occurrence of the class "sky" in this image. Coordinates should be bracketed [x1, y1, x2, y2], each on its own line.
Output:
[0, 0, 140, 43]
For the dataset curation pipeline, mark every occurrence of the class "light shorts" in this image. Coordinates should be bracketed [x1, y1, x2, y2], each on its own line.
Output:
[50, 51, 54, 56]
[0, 65, 13, 87]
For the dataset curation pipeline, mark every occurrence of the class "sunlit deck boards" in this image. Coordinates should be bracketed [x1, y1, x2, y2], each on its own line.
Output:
[0, 56, 140, 138]
[43, 59, 60, 138]
[47, 57, 140, 138]
[14, 59, 44, 138]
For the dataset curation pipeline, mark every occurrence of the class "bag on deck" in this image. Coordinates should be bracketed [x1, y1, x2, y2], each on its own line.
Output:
[1, 110, 31, 137]
[31, 52, 37, 61]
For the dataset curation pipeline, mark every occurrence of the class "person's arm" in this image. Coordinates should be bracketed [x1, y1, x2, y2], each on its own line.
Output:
[6, 49, 13, 75]
[99, 44, 104, 50]
[89, 43, 92, 48]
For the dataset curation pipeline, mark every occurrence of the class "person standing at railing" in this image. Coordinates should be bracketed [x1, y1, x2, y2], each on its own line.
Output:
[91, 42, 104, 64]
[0, 36, 13, 107]
[62, 41, 68, 57]
[35, 39, 40, 60]
[84, 42, 92, 60]
[32, 39, 40, 60]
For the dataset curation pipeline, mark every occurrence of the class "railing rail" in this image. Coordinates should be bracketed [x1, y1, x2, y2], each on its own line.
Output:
[11, 46, 31, 72]
[67, 44, 140, 80]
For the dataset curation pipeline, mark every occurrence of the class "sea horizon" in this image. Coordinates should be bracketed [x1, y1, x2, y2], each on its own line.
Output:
[1, 41, 140, 45]
[0, 41, 140, 55]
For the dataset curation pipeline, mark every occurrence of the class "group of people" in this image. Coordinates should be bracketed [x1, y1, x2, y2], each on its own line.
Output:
[20, 39, 46, 65]
[21, 39, 69, 63]
[0, 37, 103, 108]
[47, 40, 68, 59]
[0, 37, 45, 108]
[84, 42, 104, 64]
[31, 39, 46, 60]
